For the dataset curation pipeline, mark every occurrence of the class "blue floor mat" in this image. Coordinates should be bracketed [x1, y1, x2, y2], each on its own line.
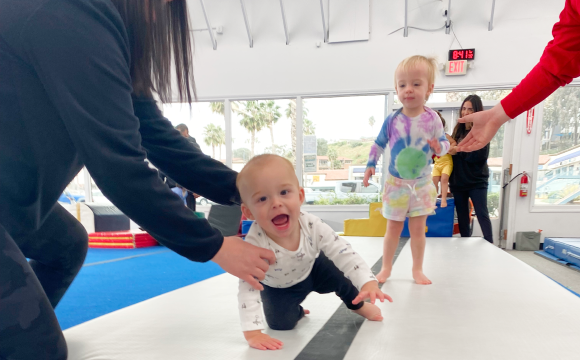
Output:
[535, 250, 580, 271]
[83, 247, 166, 265]
[56, 248, 224, 330]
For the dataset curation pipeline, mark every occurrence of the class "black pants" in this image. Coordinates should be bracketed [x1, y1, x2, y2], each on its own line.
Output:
[453, 188, 493, 243]
[0, 204, 88, 360]
[260, 252, 363, 331]
[186, 192, 196, 212]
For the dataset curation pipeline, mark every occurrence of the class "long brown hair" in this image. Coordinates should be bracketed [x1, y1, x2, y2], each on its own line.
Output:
[110, 0, 195, 103]
[451, 94, 483, 142]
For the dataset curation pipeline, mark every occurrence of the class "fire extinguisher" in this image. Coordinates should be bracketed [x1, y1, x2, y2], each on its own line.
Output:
[519, 172, 529, 197]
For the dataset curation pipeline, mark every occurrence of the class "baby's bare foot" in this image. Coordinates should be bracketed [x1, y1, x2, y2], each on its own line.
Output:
[352, 302, 383, 321]
[441, 199, 447, 208]
[413, 270, 432, 285]
[375, 268, 391, 283]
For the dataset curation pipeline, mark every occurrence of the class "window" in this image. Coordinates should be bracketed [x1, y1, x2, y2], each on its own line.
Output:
[340, 182, 358, 193]
[163, 102, 226, 162]
[534, 85, 580, 205]
[301, 95, 386, 205]
[230, 100, 294, 171]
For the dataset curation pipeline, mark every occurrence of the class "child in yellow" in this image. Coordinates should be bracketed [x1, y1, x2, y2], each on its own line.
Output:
[431, 111, 457, 208]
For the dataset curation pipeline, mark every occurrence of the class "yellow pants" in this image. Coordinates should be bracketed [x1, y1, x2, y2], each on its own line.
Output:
[432, 154, 453, 177]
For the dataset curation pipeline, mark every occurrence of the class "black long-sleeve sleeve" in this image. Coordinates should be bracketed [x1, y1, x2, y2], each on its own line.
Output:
[0, 0, 233, 262]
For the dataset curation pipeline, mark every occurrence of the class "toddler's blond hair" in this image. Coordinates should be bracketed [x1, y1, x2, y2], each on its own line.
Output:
[394, 55, 438, 100]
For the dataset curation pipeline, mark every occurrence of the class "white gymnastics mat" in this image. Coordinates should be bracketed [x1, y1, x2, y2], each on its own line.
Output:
[64, 237, 580, 360]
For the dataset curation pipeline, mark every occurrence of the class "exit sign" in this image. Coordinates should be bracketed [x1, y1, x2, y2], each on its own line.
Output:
[445, 60, 467, 75]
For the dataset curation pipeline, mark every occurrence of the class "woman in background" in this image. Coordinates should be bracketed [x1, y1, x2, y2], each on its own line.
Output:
[449, 95, 494, 243]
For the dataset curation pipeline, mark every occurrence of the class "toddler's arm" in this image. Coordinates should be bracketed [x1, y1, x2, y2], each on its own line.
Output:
[366, 116, 391, 170]
[313, 215, 392, 302]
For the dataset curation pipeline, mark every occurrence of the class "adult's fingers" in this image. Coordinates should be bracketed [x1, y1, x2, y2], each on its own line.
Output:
[251, 268, 266, 281]
[259, 248, 276, 264]
[245, 275, 264, 291]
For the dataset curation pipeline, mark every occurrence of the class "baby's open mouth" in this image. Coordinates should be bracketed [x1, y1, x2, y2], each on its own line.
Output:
[272, 214, 289, 229]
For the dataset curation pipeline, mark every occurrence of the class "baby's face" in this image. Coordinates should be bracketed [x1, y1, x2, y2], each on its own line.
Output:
[240, 159, 304, 242]
[395, 64, 434, 111]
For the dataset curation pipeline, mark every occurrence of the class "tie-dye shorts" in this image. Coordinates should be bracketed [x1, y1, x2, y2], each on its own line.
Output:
[382, 174, 437, 222]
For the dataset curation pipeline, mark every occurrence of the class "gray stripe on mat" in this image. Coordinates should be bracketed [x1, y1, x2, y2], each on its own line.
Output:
[294, 238, 409, 360]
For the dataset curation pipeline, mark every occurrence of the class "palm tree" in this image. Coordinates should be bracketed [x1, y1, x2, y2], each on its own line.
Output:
[369, 116, 375, 131]
[303, 119, 316, 135]
[239, 101, 266, 158]
[261, 101, 282, 153]
[216, 126, 225, 161]
[286, 100, 310, 162]
[203, 123, 223, 159]
[210, 101, 239, 115]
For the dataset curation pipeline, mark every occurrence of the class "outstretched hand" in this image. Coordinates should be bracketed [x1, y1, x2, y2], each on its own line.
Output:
[212, 236, 276, 291]
[352, 281, 393, 305]
[456, 103, 511, 152]
[363, 167, 375, 187]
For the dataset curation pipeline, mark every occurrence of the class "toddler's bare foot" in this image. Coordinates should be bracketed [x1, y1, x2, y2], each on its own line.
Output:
[375, 268, 391, 283]
[352, 302, 383, 321]
[441, 199, 447, 208]
[413, 270, 432, 285]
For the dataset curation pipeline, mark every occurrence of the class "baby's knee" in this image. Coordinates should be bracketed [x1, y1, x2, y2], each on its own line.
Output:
[266, 319, 298, 331]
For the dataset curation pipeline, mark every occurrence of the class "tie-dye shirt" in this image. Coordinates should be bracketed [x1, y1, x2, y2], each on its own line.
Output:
[367, 107, 449, 180]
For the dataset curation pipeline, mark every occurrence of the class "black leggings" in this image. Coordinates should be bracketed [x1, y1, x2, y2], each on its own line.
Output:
[0, 204, 88, 360]
[453, 188, 494, 243]
[260, 252, 363, 331]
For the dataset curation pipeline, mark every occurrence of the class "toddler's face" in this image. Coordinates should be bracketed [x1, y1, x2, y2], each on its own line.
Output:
[395, 64, 434, 112]
[240, 159, 304, 242]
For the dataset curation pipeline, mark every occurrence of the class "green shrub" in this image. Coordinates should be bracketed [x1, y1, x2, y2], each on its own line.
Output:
[487, 192, 500, 217]
[313, 193, 378, 205]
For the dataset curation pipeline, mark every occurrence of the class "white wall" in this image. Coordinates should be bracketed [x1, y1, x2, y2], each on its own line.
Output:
[187, 0, 565, 100]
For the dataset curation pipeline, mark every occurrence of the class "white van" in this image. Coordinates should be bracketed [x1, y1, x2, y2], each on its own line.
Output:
[304, 180, 381, 204]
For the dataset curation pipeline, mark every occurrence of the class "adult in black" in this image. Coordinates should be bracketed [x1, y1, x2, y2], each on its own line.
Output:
[0, 1, 275, 359]
[175, 123, 202, 152]
[448, 95, 494, 243]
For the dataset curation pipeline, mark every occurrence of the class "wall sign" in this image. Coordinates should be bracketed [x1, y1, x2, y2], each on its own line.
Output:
[526, 107, 535, 135]
[304, 154, 317, 173]
[303, 135, 317, 155]
[445, 60, 467, 75]
[448, 49, 475, 61]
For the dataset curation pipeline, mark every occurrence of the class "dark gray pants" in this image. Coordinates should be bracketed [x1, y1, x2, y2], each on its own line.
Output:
[0, 204, 88, 360]
[453, 188, 494, 243]
[261, 252, 363, 331]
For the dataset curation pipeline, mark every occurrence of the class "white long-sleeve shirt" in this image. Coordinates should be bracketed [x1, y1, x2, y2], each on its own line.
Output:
[238, 211, 376, 331]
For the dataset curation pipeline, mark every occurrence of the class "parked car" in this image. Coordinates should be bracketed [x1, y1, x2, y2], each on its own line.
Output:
[196, 196, 217, 206]
[304, 180, 382, 204]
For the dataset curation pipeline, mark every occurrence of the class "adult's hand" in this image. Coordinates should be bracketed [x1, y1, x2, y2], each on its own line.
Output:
[456, 103, 511, 152]
[212, 236, 276, 291]
[447, 145, 458, 156]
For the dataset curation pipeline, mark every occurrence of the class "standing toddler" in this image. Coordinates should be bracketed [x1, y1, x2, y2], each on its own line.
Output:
[363, 55, 450, 285]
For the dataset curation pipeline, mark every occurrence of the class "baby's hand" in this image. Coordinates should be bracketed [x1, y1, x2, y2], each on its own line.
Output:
[428, 138, 441, 154]
[363, 167, 375, 187]
[352, 281, 394, 305]
[244, 330, 283, 351]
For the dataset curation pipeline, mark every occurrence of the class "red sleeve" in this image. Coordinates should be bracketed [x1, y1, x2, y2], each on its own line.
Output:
[501, 0, 580, 118]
